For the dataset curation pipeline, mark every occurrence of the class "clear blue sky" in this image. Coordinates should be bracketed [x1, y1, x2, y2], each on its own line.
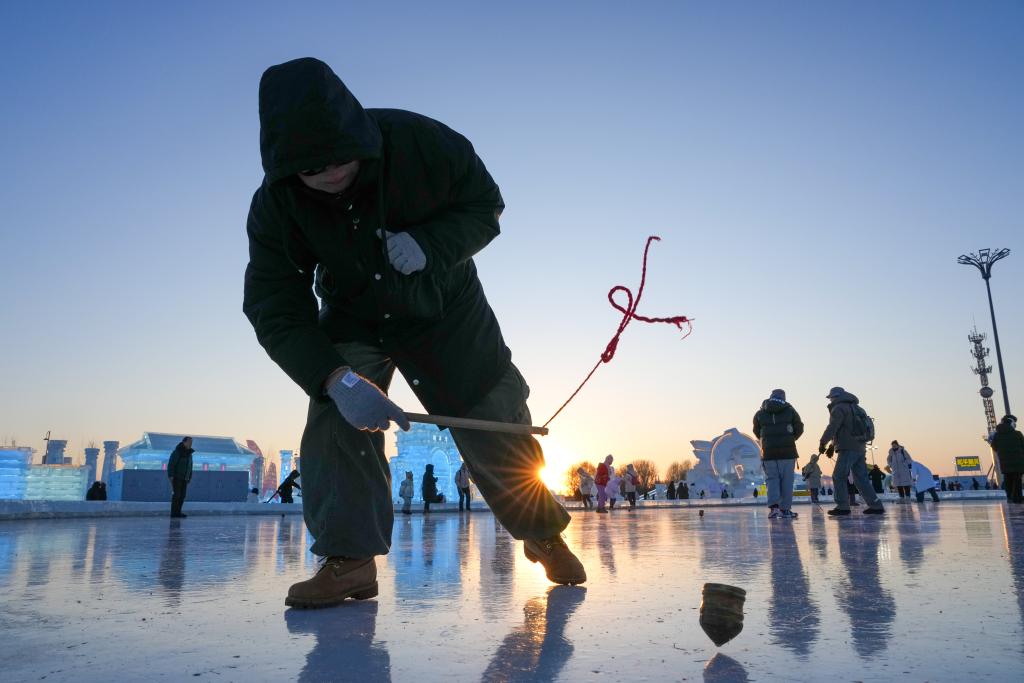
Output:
[1, 1, 1021, 479]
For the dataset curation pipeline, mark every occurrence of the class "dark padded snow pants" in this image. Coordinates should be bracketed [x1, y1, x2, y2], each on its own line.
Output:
[299, 341, 570, 559]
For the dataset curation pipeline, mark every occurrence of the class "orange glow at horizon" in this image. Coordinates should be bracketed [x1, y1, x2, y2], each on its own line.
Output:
[538, 435, 581, 493]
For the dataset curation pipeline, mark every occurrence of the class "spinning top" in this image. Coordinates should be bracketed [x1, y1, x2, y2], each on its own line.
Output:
[699, 583, 746, 646]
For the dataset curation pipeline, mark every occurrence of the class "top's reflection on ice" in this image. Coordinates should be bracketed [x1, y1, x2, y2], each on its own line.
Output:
[1, 503, 1024, 681]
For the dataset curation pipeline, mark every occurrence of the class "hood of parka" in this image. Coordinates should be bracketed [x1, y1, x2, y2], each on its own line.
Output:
[259, 57, 382, 184]
[828, 391, 859, 408]
[760, 399, 790, 414]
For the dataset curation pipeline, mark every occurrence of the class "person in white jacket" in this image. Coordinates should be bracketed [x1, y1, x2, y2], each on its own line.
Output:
[624, 464, 639, 510]
[606, 466, 621, 510]
[398, 471, 414, 515]
[910, 460, 940, 503]
[887, 441, 914, 502]
[455, 463, 472, 512]
[577, 468, 596, 509]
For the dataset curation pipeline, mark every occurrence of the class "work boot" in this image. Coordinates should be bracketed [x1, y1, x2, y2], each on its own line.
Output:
[285, 556, 378, 609]
[524, 536, 587, 585]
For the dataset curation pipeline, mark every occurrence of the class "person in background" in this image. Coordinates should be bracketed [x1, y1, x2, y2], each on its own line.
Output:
[753, 388, 804, 520]
[277, 470, 302, 504]
[422, 464, 438, 513]
[868, 464, 885, 494]
[801, 454, 823, 504]
[941, 479, 948, 492]
[578, 468, 596, 510]
[679, 482, 690, 500]
[594, 455, 612, 513]
[86, 481, 107, 501]
[991, 415, 1024, 504]
[398, 471, 414, 515]
[666, 480, 676, 500]
[606, 465, 621, 510]
[971, 478, 980, 491]
[455, 462, 472, 512]
[624, 464, 639, 510]
[247, 487, 260, 503]
[887, 440, 914, 502]
[167, 437, 194, 519]
[910, 460, 940, 503]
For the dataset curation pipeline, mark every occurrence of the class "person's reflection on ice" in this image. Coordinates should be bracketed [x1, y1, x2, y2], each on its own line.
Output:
[481, 586, 585, 681]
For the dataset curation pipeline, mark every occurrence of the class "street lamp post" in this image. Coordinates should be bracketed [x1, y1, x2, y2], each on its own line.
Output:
[958, 248, 1012, 418]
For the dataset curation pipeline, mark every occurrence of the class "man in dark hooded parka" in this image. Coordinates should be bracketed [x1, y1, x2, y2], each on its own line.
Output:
[244, 58, 585, 608]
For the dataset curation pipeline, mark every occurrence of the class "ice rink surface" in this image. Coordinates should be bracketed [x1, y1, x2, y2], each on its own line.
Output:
[2, 501, 1023, 682]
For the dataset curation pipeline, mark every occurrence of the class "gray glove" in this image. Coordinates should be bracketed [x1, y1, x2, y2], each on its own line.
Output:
[326, 370, 411, 432]
[379, 230, 427, 274]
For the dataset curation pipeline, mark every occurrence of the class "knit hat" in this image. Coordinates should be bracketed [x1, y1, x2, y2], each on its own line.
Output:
[826, 386, 845, 399]
[769, 389, 786, 402]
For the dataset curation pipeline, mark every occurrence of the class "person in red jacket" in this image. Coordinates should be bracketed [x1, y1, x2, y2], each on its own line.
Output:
[594, 454, 613, 514]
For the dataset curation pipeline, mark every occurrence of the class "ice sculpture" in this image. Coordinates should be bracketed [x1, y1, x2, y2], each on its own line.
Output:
[388, 423, 465, 503]
[687, 428, 764, 497]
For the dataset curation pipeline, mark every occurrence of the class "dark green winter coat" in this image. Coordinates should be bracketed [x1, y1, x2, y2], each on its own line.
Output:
[753, 399, 804, 460]
[167, 443, 194, 482]
[992, 421, 1024, 472]
[243, 58, 509, 416]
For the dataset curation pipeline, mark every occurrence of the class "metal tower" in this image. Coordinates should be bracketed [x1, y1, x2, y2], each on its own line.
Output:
[969, 327, 998, 439]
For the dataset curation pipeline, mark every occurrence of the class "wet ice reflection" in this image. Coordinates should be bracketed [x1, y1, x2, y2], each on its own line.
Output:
[1, 503, 1023, 681]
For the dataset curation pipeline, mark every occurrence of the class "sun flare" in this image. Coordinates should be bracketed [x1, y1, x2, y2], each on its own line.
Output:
[537, 436, 579, 493]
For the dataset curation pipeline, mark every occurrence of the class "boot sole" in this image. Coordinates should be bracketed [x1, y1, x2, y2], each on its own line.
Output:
[285, 581, 379, 609]
[524, 547, 587, 586]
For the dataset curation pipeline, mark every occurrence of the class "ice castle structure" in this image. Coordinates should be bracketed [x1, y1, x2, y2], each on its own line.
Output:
[118, 432, 258, 473]
[389, 423, 465, 503]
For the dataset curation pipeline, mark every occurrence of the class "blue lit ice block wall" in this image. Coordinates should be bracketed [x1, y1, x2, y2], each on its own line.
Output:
[24, 465, 88, 501]
[0, 448, 32, 499]
[389, 423, 464, 502]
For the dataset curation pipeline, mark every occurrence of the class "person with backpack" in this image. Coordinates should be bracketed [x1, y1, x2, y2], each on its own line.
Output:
[753, 389, 804, 519]
[818, 387, 884, 516]
[990, 415, 1024, 504]
[886, 440, 914, 502]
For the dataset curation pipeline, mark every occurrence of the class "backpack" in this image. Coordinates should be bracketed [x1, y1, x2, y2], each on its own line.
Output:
[849, 404, 875, 443]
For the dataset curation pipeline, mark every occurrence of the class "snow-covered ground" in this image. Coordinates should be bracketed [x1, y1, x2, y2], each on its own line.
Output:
[1, 501, 1021, 681]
